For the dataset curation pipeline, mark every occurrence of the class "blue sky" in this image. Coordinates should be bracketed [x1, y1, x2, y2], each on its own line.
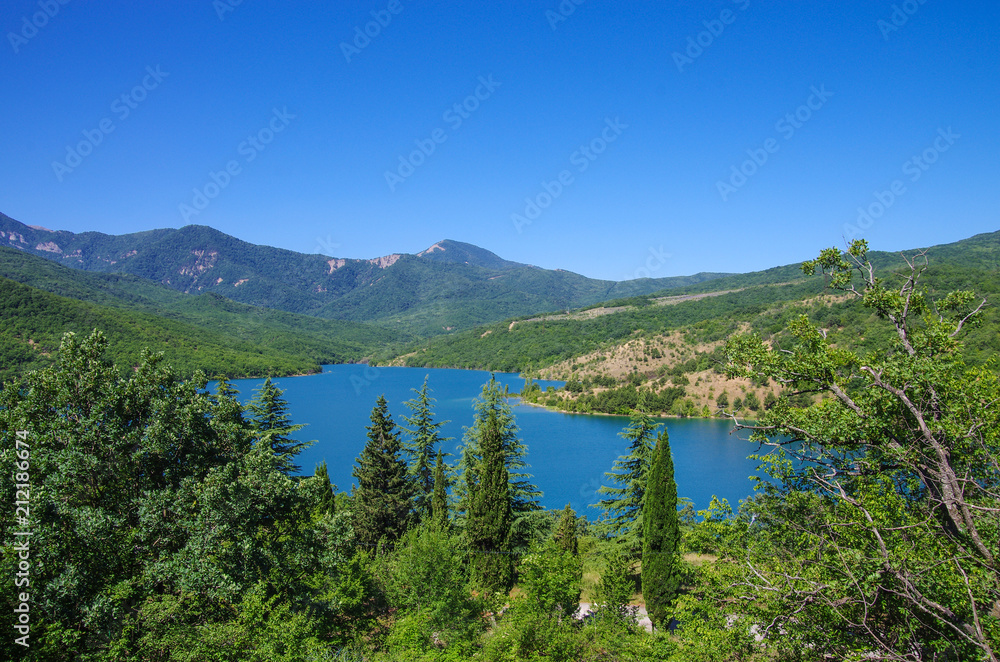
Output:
[2, 0, 997, 280]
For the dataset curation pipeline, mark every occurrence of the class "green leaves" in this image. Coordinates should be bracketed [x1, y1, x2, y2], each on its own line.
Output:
[715, 245, 1000, 659]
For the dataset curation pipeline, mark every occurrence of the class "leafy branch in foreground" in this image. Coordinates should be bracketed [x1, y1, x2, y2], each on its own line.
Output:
[720, 239, 998, 660]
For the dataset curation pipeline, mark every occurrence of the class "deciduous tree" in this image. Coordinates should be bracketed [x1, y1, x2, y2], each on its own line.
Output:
[722, 240, 999, 660]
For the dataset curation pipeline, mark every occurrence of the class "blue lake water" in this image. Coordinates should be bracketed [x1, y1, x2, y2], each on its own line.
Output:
[220, 365, 764, 516]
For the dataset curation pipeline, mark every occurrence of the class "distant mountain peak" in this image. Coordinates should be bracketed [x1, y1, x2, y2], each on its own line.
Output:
[415, 239, 526, 271]
[417, 241, 447, 257]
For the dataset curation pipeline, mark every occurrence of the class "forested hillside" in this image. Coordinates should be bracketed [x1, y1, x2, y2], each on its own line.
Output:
[0, 247, 412, 382]
[2, 240, 995, 659]
[0, 214, 729, 336]
[383, 234, 1000, 417]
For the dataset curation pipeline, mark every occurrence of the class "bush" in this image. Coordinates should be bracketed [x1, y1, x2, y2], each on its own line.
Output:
[517, 540, 583, 619]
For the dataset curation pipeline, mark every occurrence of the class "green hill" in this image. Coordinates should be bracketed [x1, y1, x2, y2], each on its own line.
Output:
[380, 232, 1000, 380]
[1, 214, 730, 336]
[0, 247, 413, 382]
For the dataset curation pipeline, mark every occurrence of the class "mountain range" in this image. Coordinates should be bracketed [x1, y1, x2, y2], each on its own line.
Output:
[0, 213, 726, 336]
[2, 210, 997, 384]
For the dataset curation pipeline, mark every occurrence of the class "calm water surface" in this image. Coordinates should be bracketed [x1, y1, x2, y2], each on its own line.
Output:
[221, 365, 764, 515]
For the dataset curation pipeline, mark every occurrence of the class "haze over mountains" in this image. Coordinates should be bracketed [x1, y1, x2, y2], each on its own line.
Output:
[0, 213, 727, 336]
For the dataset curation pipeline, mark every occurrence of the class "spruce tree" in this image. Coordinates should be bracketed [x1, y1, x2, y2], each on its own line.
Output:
[432, 449, 449, 527]
[641, 428, 680, 630]
[554, 503, 578, 555]
[466, 409, 514, 594]
[401, 377, 450, 521]
[247, 376, 309, 474]
[455, 376, 541, 535]
[351, 395, 414, 547]
[596, 399, 661, 558]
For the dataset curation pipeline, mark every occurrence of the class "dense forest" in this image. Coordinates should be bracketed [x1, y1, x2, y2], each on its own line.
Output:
[0, 247, 412, 383]
[2, 241, 996, 660]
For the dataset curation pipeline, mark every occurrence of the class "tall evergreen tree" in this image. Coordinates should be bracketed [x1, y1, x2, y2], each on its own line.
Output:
[596, 399, 661, 557]
[351, 395, 414, 547]
[455, 376, 541, 533]
[466, 409, 514, 594]
[247, 376, 309, 474]
[431, 449, 449, 528]
[401, 377, 450, 521]
[641, 428, 681, 630]
[554, 503, 578, 555]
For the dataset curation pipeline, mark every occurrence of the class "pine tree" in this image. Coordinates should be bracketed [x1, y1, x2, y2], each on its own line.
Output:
[466, 409, 514, 594]
[596, 399, 661, 558]
[432, 449, 449, 527]
[351, 395, 414, 547]
[641, 428, 680, 630]
[247, 376, 309, 474]
[554, 503, 578, 555]
[455, 376, 541, 530]
[401, 377, 450, 521]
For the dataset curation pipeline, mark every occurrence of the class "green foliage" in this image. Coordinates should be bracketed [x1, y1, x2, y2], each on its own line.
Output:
[0, 246, 414, 383]
[305, 460, 337, 518]
[455, 376, 541, 547]
[596, 403, 661, 557]
[382, 523, 483, 650]
[518, 540, 583, 619]
[641, 429, 681, 630]
[247, 376, 309, 474]
[402, 378, 450, 521]
[719, 240, 1000, 660]
[593, 547, 639, 630]
[350, 395, 415, 547]
[466, 408, 515, 595]
[554, 503, 578, 555]
[432, 449, 449, 527]
[0, 330, 355, 661]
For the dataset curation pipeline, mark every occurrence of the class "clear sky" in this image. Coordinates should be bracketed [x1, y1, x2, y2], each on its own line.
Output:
[3, 0, 998, 281]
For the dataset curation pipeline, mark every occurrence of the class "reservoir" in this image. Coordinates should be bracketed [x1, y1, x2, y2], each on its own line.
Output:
[223, 365, 764, 516]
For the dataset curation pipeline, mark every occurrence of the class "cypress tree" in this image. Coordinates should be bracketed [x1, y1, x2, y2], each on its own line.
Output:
[351, 395, 414, 547]
[247, 376, 309, 474]
[432, 449, 449, 527]
[466, 409, 514, 594]
[554, 503, 578, 555]
[596, 398, 661, 558]
[402, 377, 450, 521]
[641, 428, 680, 630]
